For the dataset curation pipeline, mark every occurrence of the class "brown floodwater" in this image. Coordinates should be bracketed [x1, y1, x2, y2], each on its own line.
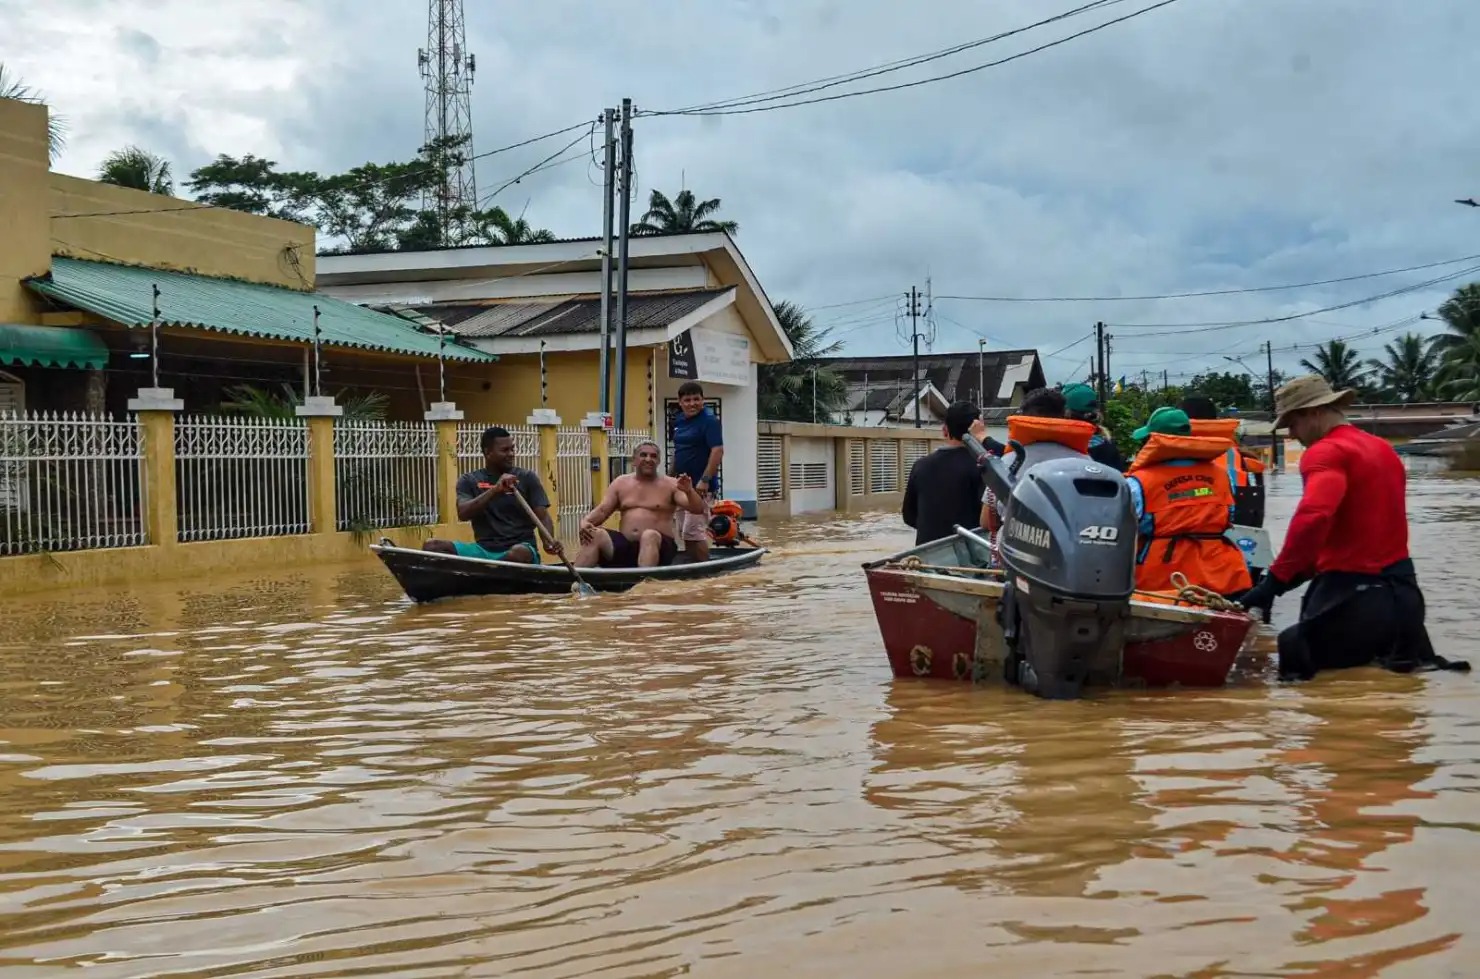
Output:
[1, 469, 1478, 977]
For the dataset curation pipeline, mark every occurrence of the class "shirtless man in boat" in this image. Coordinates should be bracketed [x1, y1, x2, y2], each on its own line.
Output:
[574, 440, 707, 568]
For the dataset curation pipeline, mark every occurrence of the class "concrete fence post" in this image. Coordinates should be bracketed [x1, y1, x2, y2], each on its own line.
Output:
[295, 395, 343, 535]
[528, 408, 562, 533]
[127, 386, 184, 547]
[425, 401, 464, 526]
[581, 411, 611, 508]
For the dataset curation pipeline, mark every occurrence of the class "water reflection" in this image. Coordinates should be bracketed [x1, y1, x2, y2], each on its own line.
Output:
[0, 478, 1475, 976]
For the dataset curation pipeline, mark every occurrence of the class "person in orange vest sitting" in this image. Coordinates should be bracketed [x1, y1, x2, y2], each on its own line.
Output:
[1180, 394, 1267, 528]
[1124, 406, 1253, 598]
[979, 387, 1095, 565]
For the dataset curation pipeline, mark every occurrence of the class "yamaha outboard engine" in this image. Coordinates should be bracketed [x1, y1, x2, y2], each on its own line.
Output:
[969, 439, 1139, 699]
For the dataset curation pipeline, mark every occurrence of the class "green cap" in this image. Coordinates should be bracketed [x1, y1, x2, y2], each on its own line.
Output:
[1132, 406, 1192, 442]
[1062, 383, 1098, 413]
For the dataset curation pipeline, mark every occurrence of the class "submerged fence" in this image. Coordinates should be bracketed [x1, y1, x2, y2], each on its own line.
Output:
[1, 411, 146, 556]
[0, 407, 651, 559]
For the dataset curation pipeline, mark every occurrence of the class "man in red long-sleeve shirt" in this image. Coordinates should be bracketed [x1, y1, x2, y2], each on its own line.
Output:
[1236, 375, 1468, 680]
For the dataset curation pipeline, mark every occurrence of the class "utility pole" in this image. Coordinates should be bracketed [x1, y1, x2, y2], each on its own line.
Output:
[597, 108, 616, 416]
[1094, 321, 1108, 407]
[1162, 369, 1168, 393]
[1264, 338, 1283, 472]
[908, 286, 924, 428]
[613, 98, 634, 431]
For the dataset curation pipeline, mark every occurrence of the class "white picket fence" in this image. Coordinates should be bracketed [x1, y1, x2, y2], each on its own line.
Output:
[0, 411, 146, 555]
[176, 416, 311, 541]
[334, 420, 440, 532]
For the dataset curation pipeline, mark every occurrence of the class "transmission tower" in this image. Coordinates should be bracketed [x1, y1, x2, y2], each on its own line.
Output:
[417, 0, 478, 245]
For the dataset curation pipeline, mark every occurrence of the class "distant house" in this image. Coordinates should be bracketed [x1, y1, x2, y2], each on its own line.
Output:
[822, 349, 1045, 428]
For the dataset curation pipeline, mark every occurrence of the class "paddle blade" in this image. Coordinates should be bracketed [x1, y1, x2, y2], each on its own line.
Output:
[570, 581, 597, 598]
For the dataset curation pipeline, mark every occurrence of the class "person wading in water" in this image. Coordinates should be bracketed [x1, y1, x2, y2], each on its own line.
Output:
[1235, 375, 1469, 680]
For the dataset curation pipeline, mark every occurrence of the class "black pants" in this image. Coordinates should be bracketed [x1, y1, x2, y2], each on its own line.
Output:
[1276, 559, 1469, 681]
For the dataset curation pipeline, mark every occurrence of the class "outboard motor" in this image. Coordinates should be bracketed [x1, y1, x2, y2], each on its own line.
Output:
[967, 437, 1139, 699]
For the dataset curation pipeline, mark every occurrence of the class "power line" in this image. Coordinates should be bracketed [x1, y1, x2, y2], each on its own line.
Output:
[637, 0, 1185, 118]
[935, 251, 1480, 303]
[1104, 263, 1480, 336]
[50, 119, 597, 221]
[645, 0, 1131, 116]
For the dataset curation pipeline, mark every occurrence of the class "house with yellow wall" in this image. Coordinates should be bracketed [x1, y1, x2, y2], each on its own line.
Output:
[317, 233, 796, 518]
[1, 96, 496, 419]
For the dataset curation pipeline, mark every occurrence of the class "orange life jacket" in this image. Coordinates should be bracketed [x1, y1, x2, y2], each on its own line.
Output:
[1188, 418, 1266, 526]
[1006, 415, 1096, 454]
[1125, 433, 1253, 596]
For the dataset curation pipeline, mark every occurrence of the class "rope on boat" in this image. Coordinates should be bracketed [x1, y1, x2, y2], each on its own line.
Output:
[1135, 572, 1246, 613]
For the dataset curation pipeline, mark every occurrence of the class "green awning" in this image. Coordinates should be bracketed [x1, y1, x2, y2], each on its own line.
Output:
[0, 323, 109, 370]
[25, 257, 496, 363]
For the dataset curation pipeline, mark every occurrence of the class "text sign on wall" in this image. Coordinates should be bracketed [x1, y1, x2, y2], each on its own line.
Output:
[668, 326, 750, 387]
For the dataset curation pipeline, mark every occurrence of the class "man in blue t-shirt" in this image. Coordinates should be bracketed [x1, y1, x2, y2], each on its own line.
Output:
[670, 380, 724, 561]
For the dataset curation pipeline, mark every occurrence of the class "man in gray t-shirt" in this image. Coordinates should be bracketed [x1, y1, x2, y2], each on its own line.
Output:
[422, 427, 564, 564]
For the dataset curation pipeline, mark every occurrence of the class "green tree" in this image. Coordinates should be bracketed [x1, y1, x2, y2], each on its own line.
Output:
[185, 135, 557, 252]
[1181, 371, 1261, 411]
[631, 188, 738, 236]
[1102, 383, 1184, 459]
[1428, 283, 1480, 400]
[97, 145, 174, 194]
[0, 63, 65, 162]
[1299, 339, 1370, 394]
[1367, 332, 1437, 403]
[757, 301, 848, 422]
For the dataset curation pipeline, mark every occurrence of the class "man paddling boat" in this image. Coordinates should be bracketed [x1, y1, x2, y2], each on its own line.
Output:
[423, 426, 564, 564]
[1235, 375, 1468, 680]
[575, 440, 707, 568]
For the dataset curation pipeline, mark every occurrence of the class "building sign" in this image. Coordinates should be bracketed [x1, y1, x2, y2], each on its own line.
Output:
[667, 331, 698, 380]
[667, 326, 751, 387]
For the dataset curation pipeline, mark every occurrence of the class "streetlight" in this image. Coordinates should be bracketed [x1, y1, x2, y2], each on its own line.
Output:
[977, 338, 987, 407]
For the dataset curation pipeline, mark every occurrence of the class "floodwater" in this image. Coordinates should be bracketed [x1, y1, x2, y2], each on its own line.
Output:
[1, 472, 1478, 978]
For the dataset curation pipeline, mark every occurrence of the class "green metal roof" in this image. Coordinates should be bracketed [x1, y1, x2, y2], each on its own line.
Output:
[0, 322, 110, 370]
[26, 257, 496, 363]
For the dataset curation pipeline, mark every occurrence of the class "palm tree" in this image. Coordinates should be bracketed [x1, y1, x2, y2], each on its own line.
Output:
[758, 301, 848, 422]
[472, 206, 556, 245]
[1433, 331, 1480, 401]
[1299, 339, 1370, 393]
[98, 145, 174, 194]
[0, 63, 65, 162]
[1368, 332, 1437, 403]
[631, 188, 738, 236]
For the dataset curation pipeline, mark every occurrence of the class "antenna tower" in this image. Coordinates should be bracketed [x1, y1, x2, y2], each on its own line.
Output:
[417, 0, 478, 245]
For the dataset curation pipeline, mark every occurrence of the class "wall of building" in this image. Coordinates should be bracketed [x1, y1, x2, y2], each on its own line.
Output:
[0, 99, 52, 324]
[447, 347, 658, 430]
[49, 175, 316, 290]
[754, 421, 949, 519]
[321, 265, 713, 305]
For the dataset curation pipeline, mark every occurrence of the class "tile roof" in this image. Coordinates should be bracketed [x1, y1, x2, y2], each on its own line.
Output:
[403, 288, 732, 339]
[820, 349, 1044, 408]
[27, 258, 495, 362]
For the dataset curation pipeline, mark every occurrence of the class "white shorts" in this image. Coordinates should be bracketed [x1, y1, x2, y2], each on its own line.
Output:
[677, 496, 712, 543]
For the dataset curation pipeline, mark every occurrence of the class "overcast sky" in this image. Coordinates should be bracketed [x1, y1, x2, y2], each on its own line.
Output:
[7, 0, 1480, 383]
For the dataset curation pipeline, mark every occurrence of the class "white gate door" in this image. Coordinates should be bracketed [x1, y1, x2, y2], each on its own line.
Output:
[0, 373, 24, 510]
[789, 437, 835, 514]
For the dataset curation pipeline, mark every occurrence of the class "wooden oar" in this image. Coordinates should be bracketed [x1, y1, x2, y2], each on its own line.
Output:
[510, 486, 597, 597]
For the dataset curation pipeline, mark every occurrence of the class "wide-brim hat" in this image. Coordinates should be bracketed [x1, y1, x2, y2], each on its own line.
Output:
[1273, 374, 1357, 429]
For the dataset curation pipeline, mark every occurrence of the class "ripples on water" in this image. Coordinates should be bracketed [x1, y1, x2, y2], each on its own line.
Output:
[1, 473, 1477, 977]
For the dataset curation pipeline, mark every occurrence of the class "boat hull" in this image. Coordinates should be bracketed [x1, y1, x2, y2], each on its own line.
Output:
[863, 540, 1255, 690]
[373, 543, 767, 601]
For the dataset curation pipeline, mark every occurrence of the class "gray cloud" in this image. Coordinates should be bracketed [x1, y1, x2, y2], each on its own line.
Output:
[9, 0, 1480, 383]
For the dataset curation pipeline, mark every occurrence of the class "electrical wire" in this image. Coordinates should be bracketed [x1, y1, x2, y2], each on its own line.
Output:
[638, 0, 1184, 118]
[644, 0, 1131, 116]
[935, 251, 1480, 302]
[1104, 263, 1480, 336]
[477, 127, 594, 207]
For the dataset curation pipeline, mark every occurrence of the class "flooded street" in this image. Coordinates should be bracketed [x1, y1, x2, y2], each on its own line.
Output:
[2, 471, 1479, 977]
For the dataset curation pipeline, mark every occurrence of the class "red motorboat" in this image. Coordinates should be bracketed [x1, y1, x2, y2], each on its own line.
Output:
[863, 533, 1258, 691]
